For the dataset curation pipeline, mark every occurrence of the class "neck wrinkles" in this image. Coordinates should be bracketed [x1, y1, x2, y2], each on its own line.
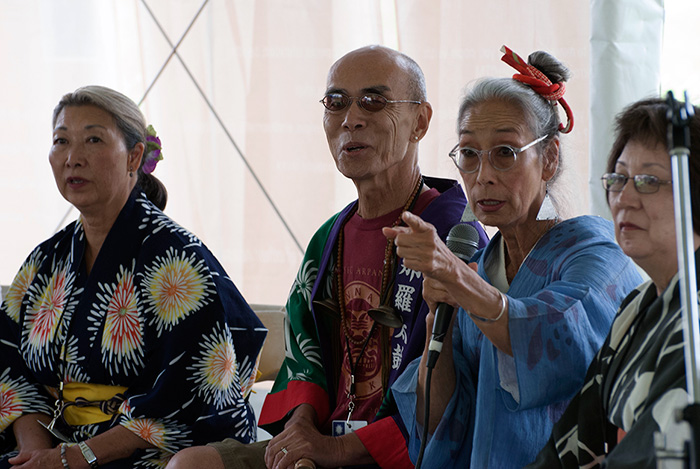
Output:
[502, 219, 557, 275]
[355, 166, 422, 218]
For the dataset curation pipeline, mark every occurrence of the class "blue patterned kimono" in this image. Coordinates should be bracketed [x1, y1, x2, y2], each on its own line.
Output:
[393, 216, 643, 468]
[0, 189, 266, 467]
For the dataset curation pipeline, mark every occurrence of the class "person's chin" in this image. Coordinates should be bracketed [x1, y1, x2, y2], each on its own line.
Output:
[619, 238, 649, 261]
[337, 162, 374, 181]
[64, 194, 95, 213]
[475, 205, 506, 222]
[617, 229, 645, 242]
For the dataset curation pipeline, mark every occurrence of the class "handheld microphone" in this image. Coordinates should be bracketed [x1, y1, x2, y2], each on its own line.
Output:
[426, 223, 480, 369]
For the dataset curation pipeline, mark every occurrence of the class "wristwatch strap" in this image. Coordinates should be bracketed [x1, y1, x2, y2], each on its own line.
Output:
[78, 441, 99, 468]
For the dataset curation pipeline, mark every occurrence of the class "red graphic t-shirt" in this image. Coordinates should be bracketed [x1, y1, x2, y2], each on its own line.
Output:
[328, 188, 439, 426]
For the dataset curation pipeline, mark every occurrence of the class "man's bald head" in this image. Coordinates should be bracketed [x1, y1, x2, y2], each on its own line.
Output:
[328, 45, 427, 102]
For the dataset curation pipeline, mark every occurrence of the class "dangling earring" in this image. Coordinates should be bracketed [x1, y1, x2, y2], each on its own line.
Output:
[129, 166, 134, 178]
[536, 187, 558, 221]
[461, 202, 479, 222]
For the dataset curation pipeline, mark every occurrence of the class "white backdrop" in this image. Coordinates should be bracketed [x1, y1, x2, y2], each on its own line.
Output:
[589, 0, 700, 218]
[0, 0, 696, 305]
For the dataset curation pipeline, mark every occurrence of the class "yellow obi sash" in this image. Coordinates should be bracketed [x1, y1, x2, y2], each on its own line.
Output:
[55, 383, 128, 426]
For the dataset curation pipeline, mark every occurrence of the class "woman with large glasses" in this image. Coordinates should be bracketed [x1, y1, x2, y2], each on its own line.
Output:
[385, 46, 642, 467]
[528, 98, 700, 468]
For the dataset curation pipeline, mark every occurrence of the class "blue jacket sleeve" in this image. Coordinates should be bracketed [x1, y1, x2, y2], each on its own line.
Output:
[392, 315, 478, 468]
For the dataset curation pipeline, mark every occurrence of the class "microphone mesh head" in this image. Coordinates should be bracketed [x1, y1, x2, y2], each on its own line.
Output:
[446, 223, 480, 262]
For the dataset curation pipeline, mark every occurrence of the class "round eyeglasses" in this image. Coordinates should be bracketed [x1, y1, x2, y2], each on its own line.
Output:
[320, 93, 421, 113]
[448, 135, 548, 174]
[601, 173, 673, 194]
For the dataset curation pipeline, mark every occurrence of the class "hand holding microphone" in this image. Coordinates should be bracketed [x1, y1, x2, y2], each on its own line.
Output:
[383, 213, 481, 368]
[426, 223, 480, 368]
[387, 213, 482, 469]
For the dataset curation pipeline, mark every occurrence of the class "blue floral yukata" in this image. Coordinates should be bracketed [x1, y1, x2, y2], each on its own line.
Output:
[0, 189, 266, 467]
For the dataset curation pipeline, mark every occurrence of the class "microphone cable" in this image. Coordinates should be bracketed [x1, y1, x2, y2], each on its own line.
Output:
[415, 364, 433, 469]
[414, 222, 480, 469]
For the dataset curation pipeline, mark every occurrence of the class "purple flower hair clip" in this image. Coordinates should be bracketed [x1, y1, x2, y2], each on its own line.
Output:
[143, 125, 163, 174]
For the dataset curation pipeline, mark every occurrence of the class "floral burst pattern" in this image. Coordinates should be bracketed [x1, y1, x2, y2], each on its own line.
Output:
[0, 192, 265, 465]
[4, 250, 42, 323]
[187, 323, 241, 409]
[0, 369, 52, 433]
[137, 195, 201, 247]
[0, 383, 20, 432]
[96, 264, 145, 375]
[134, 448, 172, 468]
[141, 248, 213, 336]
[122, 417, 192, 454]
[124, 418, 166, 448]
[238, 354, 257, 399]
[23, 265, 75, 368]
[63, 335, 88, 383]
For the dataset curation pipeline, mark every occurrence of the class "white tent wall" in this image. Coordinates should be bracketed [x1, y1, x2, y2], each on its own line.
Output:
[589, 0, 664, 218]
[0, 0, 686, 306]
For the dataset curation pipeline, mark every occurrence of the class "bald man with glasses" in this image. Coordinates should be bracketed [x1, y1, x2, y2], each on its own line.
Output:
[167, 45, 487, 469]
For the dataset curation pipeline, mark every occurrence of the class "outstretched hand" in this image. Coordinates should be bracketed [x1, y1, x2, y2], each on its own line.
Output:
[384, 212, 480, 314]
[383, 211, 459, 283]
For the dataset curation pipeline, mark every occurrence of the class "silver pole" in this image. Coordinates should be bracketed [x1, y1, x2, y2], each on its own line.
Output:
[662, 91, 700, 469]
[670, 147, 700, 403]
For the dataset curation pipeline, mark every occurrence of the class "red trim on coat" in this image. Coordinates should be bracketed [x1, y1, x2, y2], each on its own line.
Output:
[258, 380, 330, 428]
[355, 416, 413, 468]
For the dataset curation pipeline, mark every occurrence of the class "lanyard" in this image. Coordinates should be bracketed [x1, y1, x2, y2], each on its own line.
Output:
[343, 322, 377, 424]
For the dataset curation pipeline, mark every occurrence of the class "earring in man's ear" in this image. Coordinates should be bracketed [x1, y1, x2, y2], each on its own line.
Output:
[129, 166, 134, 178]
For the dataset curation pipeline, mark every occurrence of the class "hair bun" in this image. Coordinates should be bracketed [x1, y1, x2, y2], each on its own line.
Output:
[137, 173, 168, 210]
[528, 51, 571, 84]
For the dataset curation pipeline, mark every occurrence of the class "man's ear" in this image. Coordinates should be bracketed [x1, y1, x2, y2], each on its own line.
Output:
[412, 101, 433, 142]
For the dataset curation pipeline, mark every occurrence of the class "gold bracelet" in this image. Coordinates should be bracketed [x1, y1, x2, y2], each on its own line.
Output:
[467, 291, 507, 323]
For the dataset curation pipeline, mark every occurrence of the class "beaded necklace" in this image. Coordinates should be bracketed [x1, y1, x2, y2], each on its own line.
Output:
[334, 175, 424, 424]
[336, 174, 424, 346]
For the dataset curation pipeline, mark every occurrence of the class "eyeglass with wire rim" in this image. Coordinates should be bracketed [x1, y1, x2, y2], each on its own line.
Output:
[448, 135, 548, 174]
[320, 93, 422, 113]
[600, 173, 673, 194]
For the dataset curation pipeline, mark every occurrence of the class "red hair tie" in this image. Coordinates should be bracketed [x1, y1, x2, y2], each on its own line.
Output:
[500, 45, 574, 134]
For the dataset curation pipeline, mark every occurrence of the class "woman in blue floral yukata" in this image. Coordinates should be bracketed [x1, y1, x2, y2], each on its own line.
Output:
[386, 46, 643, 468]
[0, 86, 266, 468]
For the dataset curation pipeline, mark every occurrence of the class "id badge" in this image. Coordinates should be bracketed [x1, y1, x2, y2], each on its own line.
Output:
[332, 419, 368, 436]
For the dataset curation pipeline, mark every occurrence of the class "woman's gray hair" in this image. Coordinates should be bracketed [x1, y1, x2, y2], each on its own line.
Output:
[53, 86, 145, 153]
[52, 85, 167, 209]
[457, 51, 571, 185]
